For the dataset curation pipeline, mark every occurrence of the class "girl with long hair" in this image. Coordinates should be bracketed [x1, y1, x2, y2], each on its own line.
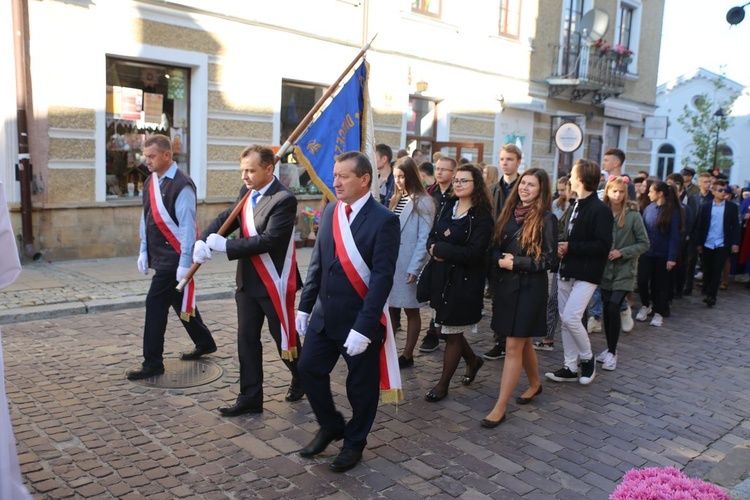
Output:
[595, 177, 649, 370]
[635, 181, 682, 327]
[387, 157, 435, 368]
[481, 168, 558, 427]
[424, 164, 493, 402]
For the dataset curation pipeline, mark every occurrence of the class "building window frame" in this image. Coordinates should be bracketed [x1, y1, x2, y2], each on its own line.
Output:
[105, 57, 191, 200]
[499, 0, 522, 39]
[411, 0, 442, 19]
[96, 44, 208, 202]
[656, 143, 676, 180]
[614, 0, 642, 74]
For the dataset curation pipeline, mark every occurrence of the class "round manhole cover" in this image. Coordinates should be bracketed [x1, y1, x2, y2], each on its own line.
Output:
[127, 358, 223, 388]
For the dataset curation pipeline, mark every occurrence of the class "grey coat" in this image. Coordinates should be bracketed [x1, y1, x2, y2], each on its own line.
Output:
[388, 194, 435, 308]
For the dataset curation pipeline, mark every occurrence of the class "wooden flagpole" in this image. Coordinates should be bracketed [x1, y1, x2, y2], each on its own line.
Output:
[177, 35, 377, 292]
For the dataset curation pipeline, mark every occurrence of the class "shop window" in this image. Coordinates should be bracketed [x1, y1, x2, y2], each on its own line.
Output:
[406, 95, 438, 158]
[499, 0, 522, 39]
[105, 57, 190, 199]
[412, 0, 441, 18]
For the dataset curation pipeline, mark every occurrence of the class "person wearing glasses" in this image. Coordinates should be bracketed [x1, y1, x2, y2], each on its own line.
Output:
[419, 156, 457, 353]
[422, 165, 493, 402]
[696, 179, 740, 307]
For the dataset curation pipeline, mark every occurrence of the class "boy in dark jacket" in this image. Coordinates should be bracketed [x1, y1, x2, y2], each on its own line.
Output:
[545, 159, 613, 386]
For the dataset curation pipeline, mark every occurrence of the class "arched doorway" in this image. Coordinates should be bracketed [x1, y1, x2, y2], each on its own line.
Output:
[656, 144, 676, 180]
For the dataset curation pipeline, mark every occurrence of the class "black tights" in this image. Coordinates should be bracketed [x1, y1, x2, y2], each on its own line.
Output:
[601, 289, 626, 354]
[432, 333, 478, 396]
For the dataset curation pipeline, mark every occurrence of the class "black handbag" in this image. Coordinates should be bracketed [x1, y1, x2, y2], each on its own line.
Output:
[416, 259, 433, 303]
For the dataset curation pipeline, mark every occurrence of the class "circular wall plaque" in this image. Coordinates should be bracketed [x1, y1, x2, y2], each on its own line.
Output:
[555, 122, 584, 153]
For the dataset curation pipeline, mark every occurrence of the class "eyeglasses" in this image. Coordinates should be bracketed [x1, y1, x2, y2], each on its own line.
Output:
[453, 179, 474, 186]
[715, 187, 725, 193]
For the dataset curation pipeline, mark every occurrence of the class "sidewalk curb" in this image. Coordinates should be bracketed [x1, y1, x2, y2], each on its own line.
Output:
[0, 288, 235, 325]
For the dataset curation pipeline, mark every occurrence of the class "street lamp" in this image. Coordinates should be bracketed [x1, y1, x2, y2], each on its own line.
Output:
[727, 2, 750, 25]
[712, 108, 725, 172]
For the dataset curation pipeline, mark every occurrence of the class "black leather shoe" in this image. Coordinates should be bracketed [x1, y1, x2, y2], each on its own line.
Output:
[299, 428, 344, 457]
[462, 357, 484, 385]
[285, 381, 305, 402]
[480, 413, 507, 428]
[424, 389, 447, 403]
[706, 296, 716, 307]
[218, 399, 263, 417]
[516, 385, 543, 405]
[329, 448, 362, 472]
[126, 366, 164, 380]
[180, 345, 217, 360]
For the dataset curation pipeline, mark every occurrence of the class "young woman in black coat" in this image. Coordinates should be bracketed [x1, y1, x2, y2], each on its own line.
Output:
[481, 168, 559, 427]
[424, 164, 494, 403]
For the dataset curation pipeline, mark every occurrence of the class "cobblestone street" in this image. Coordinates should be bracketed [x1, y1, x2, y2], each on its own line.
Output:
[3, 281, 750, 498]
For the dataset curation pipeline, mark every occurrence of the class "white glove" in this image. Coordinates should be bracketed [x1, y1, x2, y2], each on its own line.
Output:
[137, 252, 149, 275]
[343, 330, 370, 357]
[193, 240, 212, 264]
[176, 266, 190, 283]
[296, 311, 310, 338]
[206, 233, 227, 253]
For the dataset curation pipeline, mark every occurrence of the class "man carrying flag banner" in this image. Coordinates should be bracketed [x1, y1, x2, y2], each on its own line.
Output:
[296, 150, 401, 472]
[294, 61, 371, 201]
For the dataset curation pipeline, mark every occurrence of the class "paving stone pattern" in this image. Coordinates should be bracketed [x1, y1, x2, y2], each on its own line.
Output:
[3, 283, 750, 498]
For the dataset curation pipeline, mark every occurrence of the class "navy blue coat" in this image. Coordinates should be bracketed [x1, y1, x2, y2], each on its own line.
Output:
[299, 195, 400, 341]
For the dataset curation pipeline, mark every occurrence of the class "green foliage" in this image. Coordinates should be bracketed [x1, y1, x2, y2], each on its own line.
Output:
[676, 76, 739, 174]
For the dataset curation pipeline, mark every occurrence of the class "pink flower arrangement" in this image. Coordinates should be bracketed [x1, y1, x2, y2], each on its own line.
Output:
[612, 44, 634, 57]
[610, 467, 730, 500]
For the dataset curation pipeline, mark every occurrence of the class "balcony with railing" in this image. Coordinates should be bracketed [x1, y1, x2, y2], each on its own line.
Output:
[547, 41, 628, 104]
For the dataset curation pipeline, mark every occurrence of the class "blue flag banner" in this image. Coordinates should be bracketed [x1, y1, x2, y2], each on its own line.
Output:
[295, 61, 368, 201]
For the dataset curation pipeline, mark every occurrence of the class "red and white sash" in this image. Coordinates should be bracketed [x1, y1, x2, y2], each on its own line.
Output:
[148, 172, 197, 321]
[242, 194, 298, 360]
[331, 201, 403, 404]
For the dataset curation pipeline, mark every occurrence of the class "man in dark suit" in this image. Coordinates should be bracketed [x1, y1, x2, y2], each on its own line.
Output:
[295, 151, 400, 473]
[696, 179, 740, 307]
[194, 145, 303, 416]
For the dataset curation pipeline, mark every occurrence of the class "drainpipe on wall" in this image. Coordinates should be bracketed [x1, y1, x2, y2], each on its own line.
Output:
[12, 0, 41, 261]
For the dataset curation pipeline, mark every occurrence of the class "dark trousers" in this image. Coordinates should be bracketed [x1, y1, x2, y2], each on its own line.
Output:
[298, 328, 381, 452]
[143, 269, 215, 370]
[684, 241, 698, 293]
[669, 240, 688, 299]
[701, 246, 730, 300]
[601, 289, 626, 354]
[637, 255, 670, 317]
[235, 291, 301, 405]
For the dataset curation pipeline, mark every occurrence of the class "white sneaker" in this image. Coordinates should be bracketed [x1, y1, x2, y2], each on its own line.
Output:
[636, 306, 652, 322]
[602, 353, 617, 371]
[587, 317, 602, 333]
[621, 306, 634, 332]
[595, 349, 609, 363]
[650, 313, 663, 327]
